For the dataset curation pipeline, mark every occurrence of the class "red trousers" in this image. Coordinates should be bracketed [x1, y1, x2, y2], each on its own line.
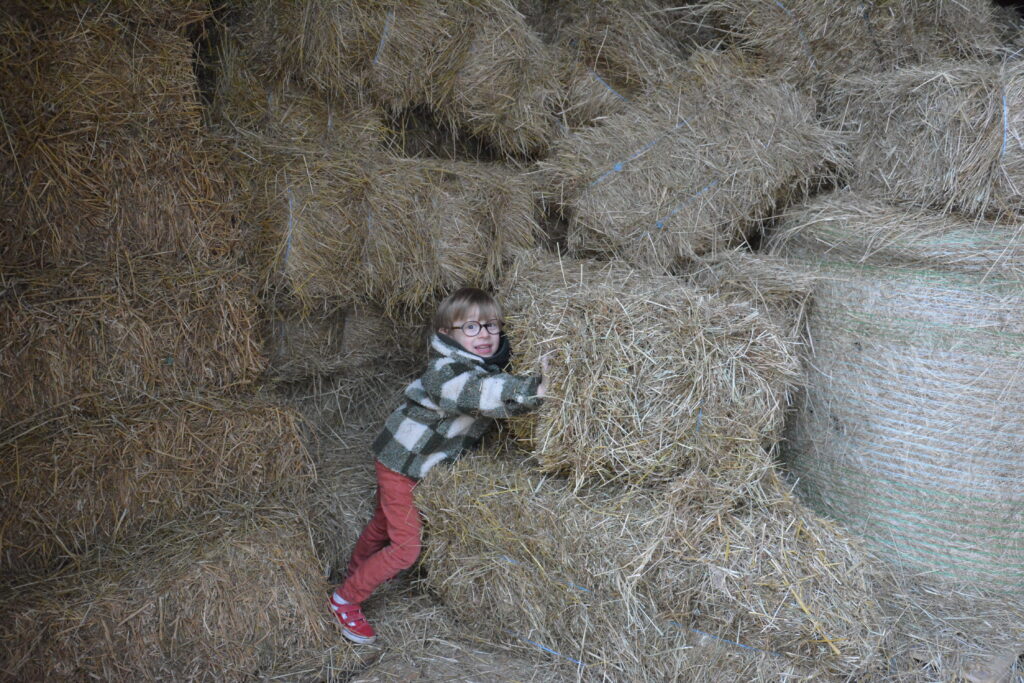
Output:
[338, 461, 421, 604]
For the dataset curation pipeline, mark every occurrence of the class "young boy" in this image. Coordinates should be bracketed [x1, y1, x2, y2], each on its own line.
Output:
[328, 287, 548, 644]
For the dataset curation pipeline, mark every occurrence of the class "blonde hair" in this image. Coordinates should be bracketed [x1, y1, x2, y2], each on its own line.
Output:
[434, 287, 502, 331]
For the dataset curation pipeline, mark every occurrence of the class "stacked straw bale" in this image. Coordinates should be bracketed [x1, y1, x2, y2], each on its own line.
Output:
[417, 448, 896, 680]
[823, 59, 1024, 220]
[769, 191, 1024, 592]
[211, 35, 385, 148]
[1, 397, 312, 575]
[0, 261, 265, 427]
[0, 508, 334, 681]
[236, 143, 539, 316]
[0, 9, 239, 267]
[420, 446, 1024, 680]
[230, 0, 563, 158]
[498, 250, 803, 490]
[522, 0, 689, 100]
[542, 50, 843, 273]
[693, 0, 1002, 89]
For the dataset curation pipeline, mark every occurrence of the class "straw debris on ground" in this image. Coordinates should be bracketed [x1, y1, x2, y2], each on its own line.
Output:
[1, 397, 313, 576]
[0, 260, 265, 427]
[498, 250, 803, 491]
[823, 59, 1024, 220]
[541, 50, 842, 273]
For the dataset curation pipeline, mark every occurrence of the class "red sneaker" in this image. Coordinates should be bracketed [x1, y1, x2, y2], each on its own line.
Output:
[328, 594, 376, 645]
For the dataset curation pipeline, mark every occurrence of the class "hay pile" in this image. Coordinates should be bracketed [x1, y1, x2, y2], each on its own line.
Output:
[498, 250, 803, 490]
[823, 59, 1024, 220]
[694, 0, 1002, 88]
[0, 9, 238, 267]
[0, 260, 265, 427]
[1, 397, 312, 575]
[234, 141, 539, 316]
[542, 50, 842, 273]
[0, 508, 334, 681]
[769, 191, 1024, 591]
[229, 0, 563, 158]
[419, 446, 1024, 680]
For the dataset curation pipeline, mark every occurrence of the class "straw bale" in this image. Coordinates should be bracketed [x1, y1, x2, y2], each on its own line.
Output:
[278, 356, 422, 440]
[230, 1, 562, 158]
[436, 2, 562, 158]
[0, 260, 265, 427]
[822, 59, 1024, 220]
[526, 0, 690, 100]
[498, 250, 802, 490]
[211, 35, 385, 149]
[417, 450, 869, 679]
[694, 0, 1002, 88]
[268, 305, 426, 382]
[541, 50, 843, 273]
[0, 507, 338, 681]
[0, 396, 313, 575]
[418, 447, 1024, 680]
[768, 191, 1024, 591]
[0, 11, 239, 266]
[682, 249, 817, 341]
[7, 0, 215, 31]
[239, 144, 539, 315]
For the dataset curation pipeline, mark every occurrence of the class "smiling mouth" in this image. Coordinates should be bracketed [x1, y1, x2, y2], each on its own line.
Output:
[473, 343, 493, 355]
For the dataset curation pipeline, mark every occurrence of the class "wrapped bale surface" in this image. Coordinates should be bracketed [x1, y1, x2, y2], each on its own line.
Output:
[499, 251, 802, 490]
[695, 0, 1001, 87]
[824, 60, 1024, 220]
[0, 10, 239, 266]
[0, 260, 265, 427]
[769, 191, 1024, 591]
[0, 508, 335, 681]
[0, 397, 313, 575]
[542, 50, 842, 272]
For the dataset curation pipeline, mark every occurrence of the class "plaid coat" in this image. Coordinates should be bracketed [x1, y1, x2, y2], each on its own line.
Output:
[373, 333, 543, 479]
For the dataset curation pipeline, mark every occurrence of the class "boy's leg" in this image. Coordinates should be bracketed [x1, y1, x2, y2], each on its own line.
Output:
[346, 487, 388, 576]
[338, 462, 421, 604]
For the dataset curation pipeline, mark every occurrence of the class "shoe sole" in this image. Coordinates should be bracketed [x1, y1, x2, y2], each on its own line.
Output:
[326, 600, 377, 645]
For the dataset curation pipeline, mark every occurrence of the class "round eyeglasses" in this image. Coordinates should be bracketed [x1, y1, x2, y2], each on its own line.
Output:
[451, 320, 501, 337]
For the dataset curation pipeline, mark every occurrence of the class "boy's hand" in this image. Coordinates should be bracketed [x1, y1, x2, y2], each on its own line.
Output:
[537, 355, 550, 398]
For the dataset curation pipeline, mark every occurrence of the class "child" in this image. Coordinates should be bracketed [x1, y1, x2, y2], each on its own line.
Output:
[328, 287, 548, 644]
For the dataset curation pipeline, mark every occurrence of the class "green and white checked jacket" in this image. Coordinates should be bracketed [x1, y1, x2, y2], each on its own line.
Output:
[373, 333, 543, 480]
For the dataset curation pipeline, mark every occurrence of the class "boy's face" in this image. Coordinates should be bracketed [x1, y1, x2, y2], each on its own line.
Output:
[441, 305, 499, 357]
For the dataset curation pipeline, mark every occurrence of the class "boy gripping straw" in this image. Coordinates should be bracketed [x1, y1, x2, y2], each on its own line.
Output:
[328, 287, 548, 644]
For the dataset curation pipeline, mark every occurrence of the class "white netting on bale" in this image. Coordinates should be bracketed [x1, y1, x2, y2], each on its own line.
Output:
[769, 191, 1024, 591]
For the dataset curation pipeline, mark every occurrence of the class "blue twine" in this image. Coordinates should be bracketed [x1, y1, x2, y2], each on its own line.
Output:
[654, 179, 719, 229]
[773, 0, 817, 70]
[1000, 88, 1008, 161]
[589, 119, 688, 188]
[590, 69, 629, 103]
[373, 9, 395, 65]
[506, 630, 586, 666]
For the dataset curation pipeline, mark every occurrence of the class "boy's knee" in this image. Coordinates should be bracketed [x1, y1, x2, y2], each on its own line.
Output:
[392, 538, 422, 569]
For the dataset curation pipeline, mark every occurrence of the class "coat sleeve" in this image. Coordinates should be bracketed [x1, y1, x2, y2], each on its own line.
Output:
[419, 360, 543, 418]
